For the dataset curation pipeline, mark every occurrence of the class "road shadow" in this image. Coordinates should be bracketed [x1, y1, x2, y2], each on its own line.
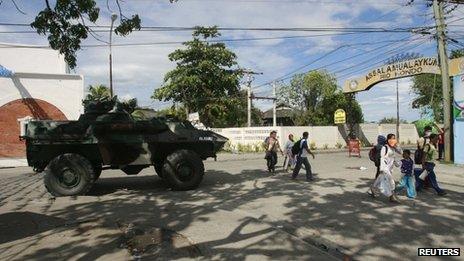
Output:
[2, 166, 464, 260]
[88, 175, 167, 196]
[0, 212, 66, 244]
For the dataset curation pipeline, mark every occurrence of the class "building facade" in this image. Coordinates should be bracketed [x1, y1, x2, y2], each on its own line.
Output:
[0, 44, 84, 157]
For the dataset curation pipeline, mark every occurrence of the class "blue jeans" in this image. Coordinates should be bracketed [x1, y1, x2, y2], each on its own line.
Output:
[396, 174, 416, 198]
[415, 163, 444, 194]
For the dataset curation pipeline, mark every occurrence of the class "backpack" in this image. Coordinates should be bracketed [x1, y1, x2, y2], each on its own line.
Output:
[415, 143, 432, 164]
[368, 146, 378, 162]
[291, 139, 302, 156]
[414, 139, 427, 165]
[369, 145, 387, 166]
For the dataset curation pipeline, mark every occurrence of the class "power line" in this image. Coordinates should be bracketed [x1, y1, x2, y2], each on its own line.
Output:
[253, 35, 426, 88]
[255, 39, 431, 97]
[132, 0, 426, 6]
[446, 16, 464, 24]
[335, 39, 431, 79]
[0, 32, 411, 49]
[248, 7, 430, 88]
[253, 34, 430, 97]
[0, 22, 434, 32]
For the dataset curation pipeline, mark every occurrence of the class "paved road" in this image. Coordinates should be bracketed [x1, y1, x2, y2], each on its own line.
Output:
[0, 152, 463, 260]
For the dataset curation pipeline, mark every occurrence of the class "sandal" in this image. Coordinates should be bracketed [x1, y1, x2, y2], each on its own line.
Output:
[389, 195, 400, 203]
[367, 189, 376, 198]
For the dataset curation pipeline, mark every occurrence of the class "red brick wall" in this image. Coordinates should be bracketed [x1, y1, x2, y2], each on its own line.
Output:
[0, 98, 67, 158]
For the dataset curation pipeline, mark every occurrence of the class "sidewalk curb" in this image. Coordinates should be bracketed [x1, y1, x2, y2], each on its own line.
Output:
[0, 158, 28, 168]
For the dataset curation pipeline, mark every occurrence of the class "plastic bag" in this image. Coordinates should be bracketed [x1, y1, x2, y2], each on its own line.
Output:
[418, 169, 429, 180]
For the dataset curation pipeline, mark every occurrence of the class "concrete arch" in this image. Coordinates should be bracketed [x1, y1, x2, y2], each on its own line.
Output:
[343, 57, 464, 93]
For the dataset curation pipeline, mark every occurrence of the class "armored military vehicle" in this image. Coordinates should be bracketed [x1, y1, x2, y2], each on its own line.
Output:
[21, 97, 227, 196]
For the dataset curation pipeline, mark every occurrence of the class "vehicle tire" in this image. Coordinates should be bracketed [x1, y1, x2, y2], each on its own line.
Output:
[154, 164, 164, 179]
[162, 150, 204, 191]
[44, 153, 95, 197]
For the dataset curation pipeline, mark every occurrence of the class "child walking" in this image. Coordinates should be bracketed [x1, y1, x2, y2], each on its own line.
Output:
[395, 149, 416, 199]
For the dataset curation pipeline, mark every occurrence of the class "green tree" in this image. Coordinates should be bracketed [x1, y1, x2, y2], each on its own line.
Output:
[82, 84, 111, 109]
[203, 90, 262, 127]
[120, 97, 138, 114]
[278, 70, 337, 112]
[411, 48, 464, 122]
[278, 70, 363, 126]
[156, 105, 188, 120]
[85, 84, 110, 101]
[3, 0, 177, 68]
[82, 84, 138, 113]
[152, 26, 244, 127]
[317, 92, 364, 127]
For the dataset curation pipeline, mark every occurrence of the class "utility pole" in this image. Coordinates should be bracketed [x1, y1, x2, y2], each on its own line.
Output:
[433, 0, 452, 162]
[272, 81, 277, 127]
[246, 75, 253, 127]
[242, 70, 262, 127]
[396, 80, 400, 141]
[109, 13, 117, 97]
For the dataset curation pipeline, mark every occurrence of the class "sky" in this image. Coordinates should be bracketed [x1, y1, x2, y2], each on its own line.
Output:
[1, 0, 464, 122]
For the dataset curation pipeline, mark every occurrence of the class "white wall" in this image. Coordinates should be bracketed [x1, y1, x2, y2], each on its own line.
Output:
[0, 45, 84, 120]
[0, 44, 67, 74]
[0, 74, 84, 120]
[214, 124, 419, 149]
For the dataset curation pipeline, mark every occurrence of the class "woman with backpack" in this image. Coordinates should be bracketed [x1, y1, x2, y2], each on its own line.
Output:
[369, 135, 387, 179]
[368, 133, 402, 203]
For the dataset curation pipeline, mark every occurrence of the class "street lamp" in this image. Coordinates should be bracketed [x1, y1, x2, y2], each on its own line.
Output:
[109, 13, 118, 97]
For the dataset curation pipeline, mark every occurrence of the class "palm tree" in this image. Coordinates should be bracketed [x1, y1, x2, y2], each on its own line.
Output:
[86, 84, 110, 101]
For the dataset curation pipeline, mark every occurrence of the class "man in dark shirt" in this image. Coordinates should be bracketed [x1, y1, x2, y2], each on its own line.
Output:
[292, 132, 315, 181]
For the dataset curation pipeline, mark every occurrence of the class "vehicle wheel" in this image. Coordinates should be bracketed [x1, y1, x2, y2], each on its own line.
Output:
[154, 164, 164, 179]
[162, 150, 204, 191]
[44, 153, 95, 197]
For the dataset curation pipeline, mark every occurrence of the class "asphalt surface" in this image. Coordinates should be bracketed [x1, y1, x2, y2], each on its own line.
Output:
[0, 152, 463, 260]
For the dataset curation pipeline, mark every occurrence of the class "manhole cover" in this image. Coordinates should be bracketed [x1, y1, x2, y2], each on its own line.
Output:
[117, 222, 202, 260]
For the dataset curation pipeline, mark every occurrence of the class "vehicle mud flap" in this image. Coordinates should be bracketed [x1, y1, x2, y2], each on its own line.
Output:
[94, 165, 102, 180]
[154, 164, 164, 179]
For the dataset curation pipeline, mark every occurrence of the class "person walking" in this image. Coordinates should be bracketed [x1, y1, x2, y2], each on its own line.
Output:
[395, 149, 416, 199]
[369, 133, 402, 203]
[416, 125, 433, 154]
[264, 131, 283, 173]
[438, 130, 444, 160]
[292, 132, 315, 181]
[373, 135, 387, 179]
[434, 123, 445, 160]
[416, 134, 447, 196]
[283, 134, 296, 172]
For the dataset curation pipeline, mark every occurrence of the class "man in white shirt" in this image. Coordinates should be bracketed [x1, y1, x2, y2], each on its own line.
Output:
[292, 132, 315, 181]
